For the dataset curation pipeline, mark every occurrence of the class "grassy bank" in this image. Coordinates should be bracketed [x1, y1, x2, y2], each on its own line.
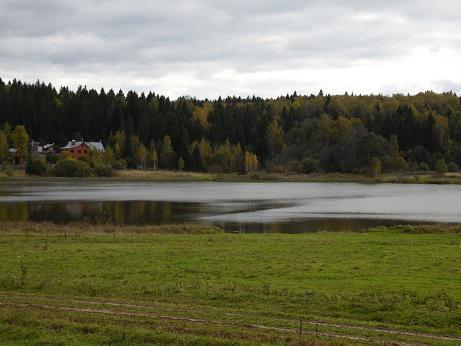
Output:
[4, 167, 461, 184]
[0, 222, 460, 344]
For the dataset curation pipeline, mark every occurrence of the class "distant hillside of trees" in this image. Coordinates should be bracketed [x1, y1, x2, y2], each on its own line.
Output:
[1, 77, 461, 174]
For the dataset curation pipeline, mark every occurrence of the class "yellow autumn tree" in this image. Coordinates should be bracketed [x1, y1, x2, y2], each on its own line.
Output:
[113, 130, 126, 158]
[192, 102, 213, 128]
[244, 151, 259, 173]
[136, 143, 148, 169]
[104, 146, 115, 164]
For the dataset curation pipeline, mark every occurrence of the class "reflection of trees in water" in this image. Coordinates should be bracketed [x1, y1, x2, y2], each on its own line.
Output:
[110, 202, 126, 224]
[64, 203, 90, 218]
[0, 203, 29, 221]
[162, 202, 172, 223]
[99, 201, 174, 225]
[0, 201, 412, 231]
[0, 201, 181, 225]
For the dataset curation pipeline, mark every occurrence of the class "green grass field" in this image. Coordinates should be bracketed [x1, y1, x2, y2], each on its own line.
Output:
[0, 223, 460, 345]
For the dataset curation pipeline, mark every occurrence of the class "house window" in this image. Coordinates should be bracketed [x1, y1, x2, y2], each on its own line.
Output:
[84, 150, 88, 153]
[78, 150, 81, 154]
[70, 149, 74, 153]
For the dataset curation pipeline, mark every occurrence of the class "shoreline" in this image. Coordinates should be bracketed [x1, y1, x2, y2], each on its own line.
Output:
[2, 169, 461, 184]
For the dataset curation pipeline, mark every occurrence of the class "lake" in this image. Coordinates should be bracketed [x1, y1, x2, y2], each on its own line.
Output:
[1, 181, 460, 232]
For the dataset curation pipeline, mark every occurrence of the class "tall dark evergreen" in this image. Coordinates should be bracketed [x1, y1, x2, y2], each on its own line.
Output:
[2, 77, 461, 173]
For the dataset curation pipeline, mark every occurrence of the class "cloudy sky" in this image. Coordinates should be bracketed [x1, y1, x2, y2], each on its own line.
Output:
[1, 0, 461, 98]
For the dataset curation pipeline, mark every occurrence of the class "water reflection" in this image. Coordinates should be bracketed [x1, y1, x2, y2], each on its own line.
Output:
[1, 200, 425, 233]
[0, 201, 199, 225]
[1, 181, 459, 233]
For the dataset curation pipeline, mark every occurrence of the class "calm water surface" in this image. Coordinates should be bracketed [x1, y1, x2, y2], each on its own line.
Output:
[1, 181, 460, 232]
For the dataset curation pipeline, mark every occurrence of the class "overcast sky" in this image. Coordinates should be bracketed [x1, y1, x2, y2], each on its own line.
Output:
[1, 0, 461, 98]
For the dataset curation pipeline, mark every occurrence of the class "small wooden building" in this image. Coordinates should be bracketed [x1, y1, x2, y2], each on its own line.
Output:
[60, 140, 105, 160]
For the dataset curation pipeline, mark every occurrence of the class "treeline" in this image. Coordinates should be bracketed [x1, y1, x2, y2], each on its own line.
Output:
[1, 77, 461, 174]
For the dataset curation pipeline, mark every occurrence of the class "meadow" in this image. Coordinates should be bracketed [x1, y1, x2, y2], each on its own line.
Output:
[0, 222, 460, 344]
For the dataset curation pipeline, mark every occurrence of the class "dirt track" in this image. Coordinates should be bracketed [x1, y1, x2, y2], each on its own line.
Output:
[1, 293, 460, 345]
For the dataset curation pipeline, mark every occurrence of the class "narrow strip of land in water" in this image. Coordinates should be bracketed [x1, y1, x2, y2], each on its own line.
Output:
[4, 169, 461, 185]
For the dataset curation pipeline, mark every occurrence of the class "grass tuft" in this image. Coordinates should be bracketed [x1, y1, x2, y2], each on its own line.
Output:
[0, 221, 224, 235]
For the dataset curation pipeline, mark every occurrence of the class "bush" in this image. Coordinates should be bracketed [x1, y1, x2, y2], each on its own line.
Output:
[297, 157, 321, 174]
[435, 159, 447, 174]
[2, 163, 14, 177]
[93, 163, 114, 177]
[380, 155, 393, 172]
[112, 159, 127, 170]
[407, 160, 418, 172]
[25, 155, 47, 176]
[125, 157, 138, 169]
[417, 162, 430, 171]
[394, 156, 408, 171]
[52, 159, 92, 177]
[271, 164, 286, 174]
[58, 150, 73, 161]
[78, 156, 92, 165]
[447, 162, 459, 172]
[286, 161, 299, 173]
[208, 164, 224, 174]
[45, 153, 59, 164]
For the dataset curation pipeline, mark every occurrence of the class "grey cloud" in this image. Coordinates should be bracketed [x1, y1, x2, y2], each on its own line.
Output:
[0, 0, 460, 97]
[434, 80, 461, 93]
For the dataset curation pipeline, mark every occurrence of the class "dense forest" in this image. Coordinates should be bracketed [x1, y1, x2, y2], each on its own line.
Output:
[1, 78, 461, 175]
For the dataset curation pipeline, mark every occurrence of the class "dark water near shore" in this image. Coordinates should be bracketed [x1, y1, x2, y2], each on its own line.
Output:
[1, 181, 460, 232]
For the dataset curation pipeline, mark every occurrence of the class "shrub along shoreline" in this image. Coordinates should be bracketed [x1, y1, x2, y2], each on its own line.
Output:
[7, 165, 461, 184]
[26, 153, 114, 177]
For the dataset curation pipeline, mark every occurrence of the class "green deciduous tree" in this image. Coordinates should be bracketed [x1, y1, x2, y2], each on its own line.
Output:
[0, 131, 8, 163]
[435, 158, 447, 174]
[136, 143, 148, 169]
[160, 135, 176, 169]
[11, 125, 29, 163]
[369, 157, 382, 177]
[178, 157, 185, 171]
[149, 148, 158, 170]
[266, 117, 284, 158]
[104, 146, 115, 164]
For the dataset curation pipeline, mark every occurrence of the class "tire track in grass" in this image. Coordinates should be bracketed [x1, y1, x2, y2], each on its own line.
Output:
[0, 301, 393, 345]
[1, 293, 460, 343]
